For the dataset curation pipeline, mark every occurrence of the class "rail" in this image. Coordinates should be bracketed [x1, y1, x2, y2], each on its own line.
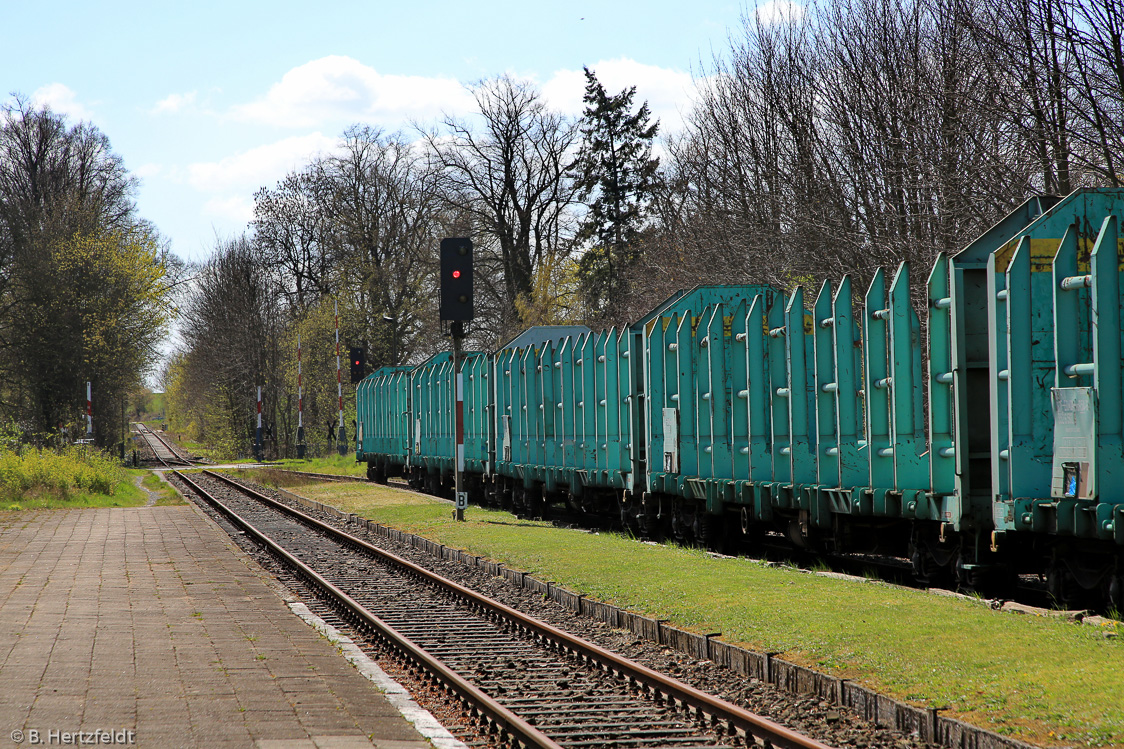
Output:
[194, 469, 835, 749]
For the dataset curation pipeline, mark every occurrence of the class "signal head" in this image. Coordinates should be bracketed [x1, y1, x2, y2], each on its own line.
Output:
[439, 237, 473, 321]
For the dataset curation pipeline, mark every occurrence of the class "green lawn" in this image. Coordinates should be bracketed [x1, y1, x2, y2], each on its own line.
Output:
[246, 473, 1123, 748]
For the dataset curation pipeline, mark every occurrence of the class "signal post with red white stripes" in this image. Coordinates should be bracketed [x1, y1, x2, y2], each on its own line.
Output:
[452, 321, 466, 521]
[439, 237, 473, 522]
[255, 386, 263, 461]
[297, 334, 305, 459]
[335, 300, 346, 455]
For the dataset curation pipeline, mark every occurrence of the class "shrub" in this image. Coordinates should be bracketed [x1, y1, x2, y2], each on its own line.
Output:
[0, 446, 124, 500]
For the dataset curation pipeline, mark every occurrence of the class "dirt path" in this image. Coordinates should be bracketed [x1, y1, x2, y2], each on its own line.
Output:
[133, 473, 158, 507]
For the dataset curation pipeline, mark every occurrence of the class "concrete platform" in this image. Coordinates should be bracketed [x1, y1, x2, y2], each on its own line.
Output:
[0, 505, 437, 748]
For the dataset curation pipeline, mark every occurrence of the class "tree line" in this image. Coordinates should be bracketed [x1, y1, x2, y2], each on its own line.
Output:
[0, 98, 179, 450]
[167, 0, 1122, 459]
[634, 0, 1122, 323]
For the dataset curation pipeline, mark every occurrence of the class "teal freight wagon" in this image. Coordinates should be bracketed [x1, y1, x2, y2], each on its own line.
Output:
[355, 189, 1124, 607]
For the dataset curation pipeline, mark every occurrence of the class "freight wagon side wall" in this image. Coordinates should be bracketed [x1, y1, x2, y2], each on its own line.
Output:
[640, 285, 778, 511]
[408, 351, 489, 476]
[356, 366, 411, 470]
[625, 191, 1124, 557]
[493, 327, 626, 495]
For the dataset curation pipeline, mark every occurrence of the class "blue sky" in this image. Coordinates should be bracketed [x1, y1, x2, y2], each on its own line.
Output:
[2, 0, 792, 262]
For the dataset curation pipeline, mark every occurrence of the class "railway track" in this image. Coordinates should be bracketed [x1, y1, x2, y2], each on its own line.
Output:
[258, 467, 369, 483]
[174, 468, 835, 749]
[134, 423, 195, 466]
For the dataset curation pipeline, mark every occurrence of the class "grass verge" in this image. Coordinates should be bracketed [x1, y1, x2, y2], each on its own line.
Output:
[271, 453, 367, 477]
[241, 472, 1124, 748]
[136, 470, 185, 505]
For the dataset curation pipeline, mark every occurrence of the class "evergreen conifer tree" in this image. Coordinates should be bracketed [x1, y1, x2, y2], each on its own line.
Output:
[573, 67, 659, 323]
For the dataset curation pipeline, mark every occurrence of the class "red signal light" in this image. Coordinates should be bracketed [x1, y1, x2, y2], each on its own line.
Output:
[452, 269, 461, 279]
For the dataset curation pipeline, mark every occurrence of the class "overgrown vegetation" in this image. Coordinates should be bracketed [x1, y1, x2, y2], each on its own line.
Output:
[225, 455, 366, 490]
[271, 476, 1124, 747]
[0, 446, 138, 508]
[228, 468, 327, 489]
[0, 448, 186, 508]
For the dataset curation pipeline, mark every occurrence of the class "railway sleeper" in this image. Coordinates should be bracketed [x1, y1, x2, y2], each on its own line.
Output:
[185, 470, 831, 749]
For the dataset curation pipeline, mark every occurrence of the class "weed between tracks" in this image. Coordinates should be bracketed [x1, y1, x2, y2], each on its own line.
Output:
[215, 456, 367, 488]
[227, 468, 325, 489]
[272, 454, 368, 477]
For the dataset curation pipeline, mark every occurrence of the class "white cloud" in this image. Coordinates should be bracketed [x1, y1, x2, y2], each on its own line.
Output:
[184, 132, 338, 235]
[186, 132, 336, 193]
[163, 56, 699, 255]
[756, 0, 805, 24]
[30, 83, 92, 121]
[201, 194, 256, 223]
[541, 59, 695, 133]
[152, 91, 197, 114]
[223, 55, 695, 136]
[134, 163, 162, 179]
[233, 55, 476, 128]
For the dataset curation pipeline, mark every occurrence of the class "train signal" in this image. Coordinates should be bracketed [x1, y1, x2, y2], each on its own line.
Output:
[439, 237, 473, 322]
[349, 347, 365, 383]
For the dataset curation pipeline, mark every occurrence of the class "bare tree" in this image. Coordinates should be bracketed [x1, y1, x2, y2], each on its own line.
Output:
[317, 126, 443, 367]
[960, 0, 1081, 194]
[679, 12, 840, 286]
[252, 170, 336, 310]
[813, 0, 1033, 275]
[423, 76, 580, 338]
[1052, 0, 1123, 186]
[176, 236, 284, 455]
[0, 97, 135, 250]
[659, 0, 1035, 304]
